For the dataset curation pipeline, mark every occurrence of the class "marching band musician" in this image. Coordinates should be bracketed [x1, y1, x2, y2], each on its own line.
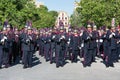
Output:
[50, 28, 57, 64]
[21, 26, 35, 68]
[82, 24, 95, 67]
[116, 28, 120, 62]
[55, 27, 67, 68]
[65, 28, 73, 60]
[106, 26, 117, 67]
[13, 28, 20, 64]
[71, 29, 80, 63]
[0, 27, 10, 68]
[92, 25, 99, 62]
[44, 30, 51, 62]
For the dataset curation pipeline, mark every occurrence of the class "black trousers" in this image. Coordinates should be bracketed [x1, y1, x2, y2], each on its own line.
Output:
[3, 50, 9, 66]
[83, 48, 94, 66]
[23, 51, 33, 67]
[0, 48, 3, 67]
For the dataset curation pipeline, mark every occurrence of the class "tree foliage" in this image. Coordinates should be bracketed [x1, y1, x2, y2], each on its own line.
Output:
[71, 0, 120, 27]
[0, 0, 58, 29]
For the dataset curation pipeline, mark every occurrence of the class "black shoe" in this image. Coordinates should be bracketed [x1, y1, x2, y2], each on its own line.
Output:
[56, 64, 59, 68]
[5, 64, 9, 68]
[28, 65, 32, 68]
[23, 66, 27, 69]
[114, 60, 119, 63]
[50, 61, 53, 64]
[61, 62, 64, 67]
[83, 64, 87, 67]
[116, 60, 119, 62]
[46, 59, 49, 62]
[5, 66, 8, 68]
[88, 64, 91, 67]
[71, 60, 76, 63]
[105, 63, 109, 68]
[109, 64, 114, 67]
[71, 60, 73, 63]
[0, 66, 2, 69]
[92, 60, 97, 63]
[82, 61, 86, 67]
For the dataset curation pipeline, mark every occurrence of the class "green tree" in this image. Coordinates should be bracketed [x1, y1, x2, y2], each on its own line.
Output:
[71, 0, 120, 27]
[0, 0, 58, 29]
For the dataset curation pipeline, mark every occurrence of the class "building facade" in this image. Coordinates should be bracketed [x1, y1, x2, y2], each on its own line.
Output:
[55, 11, 70, 30]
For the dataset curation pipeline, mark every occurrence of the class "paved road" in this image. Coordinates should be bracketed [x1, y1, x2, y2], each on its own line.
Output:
[0, 51, 120, 80]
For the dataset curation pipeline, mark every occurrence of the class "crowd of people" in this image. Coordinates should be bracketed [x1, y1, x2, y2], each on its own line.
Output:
[0, 21, 120, 69]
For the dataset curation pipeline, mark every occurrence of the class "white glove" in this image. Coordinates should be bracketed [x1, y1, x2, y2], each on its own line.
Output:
[29, 36, 32, 40]
[1, 38, 5, 42]
[90, 34, 92, 37]
[60, 36, 64, 40]
[62, 35, 65, 39]
[81, 43, 84, 47]
[67, 41, 70, 45]
[117, 40, 120, 44]
[78, 46, 81, 49]
[16, 35, 19, 37]
[3, 36, 7, 40]
[52, 35, 55, 39]
[104, 35, 106, 37]
[80, 32, 83, 36]
[87, 36, 90, 39]
[99, 39, 103, 43]
[26, 39, 30, 42]
[44, 41, 46, 43]
[112, 33, 115, 36]
[60, 37, 63, 40]
[68, 38, 71, 41]
[49, 39, 51, 42]
[96, 39, 99, 42]
[109, 34, 113, 38]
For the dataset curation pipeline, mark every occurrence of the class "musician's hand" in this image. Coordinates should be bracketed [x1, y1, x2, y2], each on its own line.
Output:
[61, 35, 65, 39]
[104, 35, 106, 37]
[67, 41, 70, 44]
[3, 36, 7, 40]
[96, 39, 99, 42]
[109, 34, 113, 38]
[29, 36, 32, 40]
[16, 35, 19, 37]
[87, 36, 90, 39]
[99, 39, 103, 43]
[81, 43, 84, 47]
[78, 46, 81, 49]
[68, 38, 71, 41]
[117, 40, 120, 44]
[112, 33, 115, 36]
[90, 34, 92, 37]
[49, 39, 51, 42]
[52, 35, 55, 39]
[26, 39, 30, 43]
[80, 32, 83, 36]
[1, 39, 5, 43]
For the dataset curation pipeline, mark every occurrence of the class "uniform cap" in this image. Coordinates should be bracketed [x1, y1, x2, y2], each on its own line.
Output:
[87, 24, 92, 28]
[93, 25, 97, 29]
[74, 29, 78, 33]
[7, 25, 10, 28]
[27, 26, 32, 30]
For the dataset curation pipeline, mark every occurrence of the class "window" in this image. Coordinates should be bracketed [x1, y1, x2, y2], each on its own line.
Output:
[65, 17, 67, 20]
[62, 17, 64, 20]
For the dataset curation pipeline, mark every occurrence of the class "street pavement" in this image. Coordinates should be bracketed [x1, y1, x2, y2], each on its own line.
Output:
[0, 51, 120, 80]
